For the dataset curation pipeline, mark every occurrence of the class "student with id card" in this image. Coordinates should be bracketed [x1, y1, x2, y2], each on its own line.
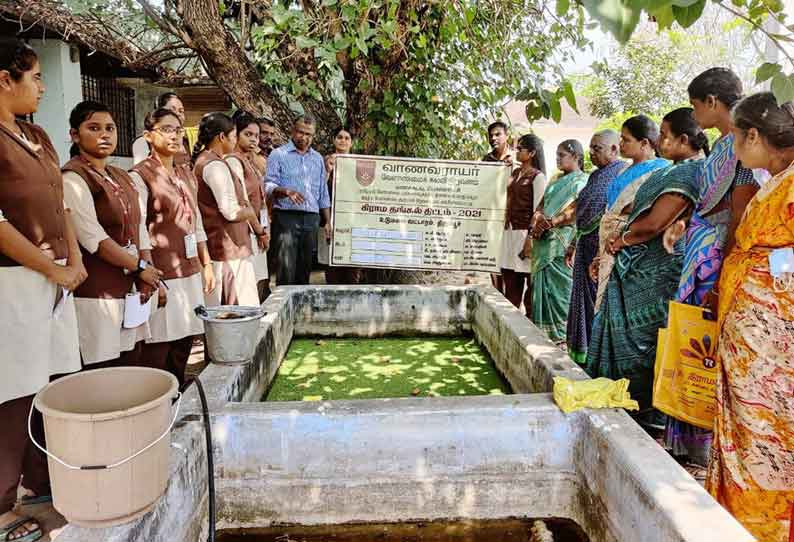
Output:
[705, 92, 794, 542]
[228, 111, 270, 302]
[62, 101, 163, 368]
[0, 41, 85, 540]
[193, 113, 260, 307]
[129, 108, 216, 385]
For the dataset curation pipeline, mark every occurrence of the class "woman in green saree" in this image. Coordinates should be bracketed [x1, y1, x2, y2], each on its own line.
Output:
[585, 108, 709, 432]
[530, 140, 588, 342]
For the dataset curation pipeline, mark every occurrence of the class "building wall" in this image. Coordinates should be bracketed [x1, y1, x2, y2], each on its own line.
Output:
[116, 78, 172, 136]
[31, 40, 83, 164]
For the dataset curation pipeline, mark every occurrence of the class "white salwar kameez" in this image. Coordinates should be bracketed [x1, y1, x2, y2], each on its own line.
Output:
[62, 171, 151, 364]
[0, 209, 80, 403]
[129, 171, 207, 343]
[201, 160, 259, 306]
[499, 172, 547, 273]
[226, 156, 269, 281]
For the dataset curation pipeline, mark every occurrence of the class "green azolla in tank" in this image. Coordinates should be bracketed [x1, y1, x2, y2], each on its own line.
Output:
[264, 336, 511, 402]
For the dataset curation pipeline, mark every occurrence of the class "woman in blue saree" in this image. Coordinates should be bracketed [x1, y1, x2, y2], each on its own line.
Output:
[590, 116, 668, 312]
[565, 130, 626, 364]
[665, 68, 759, 465]
[586, 108, 708, 432]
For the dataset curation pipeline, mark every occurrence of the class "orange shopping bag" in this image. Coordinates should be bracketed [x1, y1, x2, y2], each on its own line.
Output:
[652, 301, 718, 430]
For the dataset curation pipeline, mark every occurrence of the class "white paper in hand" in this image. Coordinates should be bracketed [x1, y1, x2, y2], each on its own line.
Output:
[123, 293, 153, 329]
[53, 287, 70, 319]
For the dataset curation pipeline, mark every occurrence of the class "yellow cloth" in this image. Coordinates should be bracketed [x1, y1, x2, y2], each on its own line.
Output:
[552, 376, 639, 414]
[706, 163, 794, 542]
[184, 126, 198, 154]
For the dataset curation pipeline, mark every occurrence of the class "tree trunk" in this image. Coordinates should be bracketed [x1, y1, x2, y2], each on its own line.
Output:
[177, 0, 340, 148]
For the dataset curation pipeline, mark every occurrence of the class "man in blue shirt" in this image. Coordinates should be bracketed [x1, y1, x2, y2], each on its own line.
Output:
[264, 114, 332, 285]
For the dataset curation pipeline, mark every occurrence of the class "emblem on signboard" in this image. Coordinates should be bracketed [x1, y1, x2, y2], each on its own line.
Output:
[355, 159, 377, 187]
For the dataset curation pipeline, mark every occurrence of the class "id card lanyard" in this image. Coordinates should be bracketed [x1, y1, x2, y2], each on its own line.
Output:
[156, 157, 198, 259]
[79, 156, 134, 248]
[769, 247, 794, 293]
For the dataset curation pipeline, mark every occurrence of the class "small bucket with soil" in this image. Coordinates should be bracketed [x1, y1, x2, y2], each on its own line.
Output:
[195, 305, 266, 364]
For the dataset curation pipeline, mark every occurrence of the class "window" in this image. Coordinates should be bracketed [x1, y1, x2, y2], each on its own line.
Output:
[81, 75, 136, 157]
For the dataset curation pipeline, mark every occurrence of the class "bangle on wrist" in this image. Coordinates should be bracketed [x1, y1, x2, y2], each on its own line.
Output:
[621, 230, 631, 246]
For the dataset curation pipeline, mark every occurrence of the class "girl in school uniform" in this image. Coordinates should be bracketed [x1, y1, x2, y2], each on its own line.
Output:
[62, 101, 163, 368]
[500, 133, 547, 316]
[132, 92, 191, 167]
[129, 108, 216, 385]
[228, 111, 270, 301]
[0, 39, 83, 542]
[192, 112, 263, 307]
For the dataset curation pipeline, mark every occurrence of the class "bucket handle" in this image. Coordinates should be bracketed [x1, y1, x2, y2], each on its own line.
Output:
[27, 392, 182, 471]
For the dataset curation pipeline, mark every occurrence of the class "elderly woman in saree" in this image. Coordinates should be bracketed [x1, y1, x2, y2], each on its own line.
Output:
[586, 108, 708, 433]
[705, 92, 794, 542]
[529, 140, 587, 342]
[564, 130, 626, 364]
[664, 68, 759, 466]
[589, 115, 668, 312]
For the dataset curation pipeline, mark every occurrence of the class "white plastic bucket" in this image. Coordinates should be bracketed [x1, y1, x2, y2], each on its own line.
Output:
[31, 367, 181, 527]
[196, 305, 265, 364]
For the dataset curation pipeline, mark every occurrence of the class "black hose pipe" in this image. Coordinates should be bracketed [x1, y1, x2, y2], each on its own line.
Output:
[182, 377, 216, 542]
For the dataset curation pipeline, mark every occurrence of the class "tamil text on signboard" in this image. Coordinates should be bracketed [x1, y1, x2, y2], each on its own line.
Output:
[330, 155, 509, 272]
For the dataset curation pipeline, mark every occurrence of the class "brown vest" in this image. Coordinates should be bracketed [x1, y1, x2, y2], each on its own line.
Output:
[0, 122, 68, 266]
[132, 157, 201, 280]
[63, 158, 142, 299]
[229, 152, 265, 218]
[194, 150, 252, 261]
[174, 147, 191, 168]
[506, 168, 540, 230]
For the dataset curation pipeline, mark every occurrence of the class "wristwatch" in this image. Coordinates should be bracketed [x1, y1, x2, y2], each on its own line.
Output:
[132, 259, 148, 276]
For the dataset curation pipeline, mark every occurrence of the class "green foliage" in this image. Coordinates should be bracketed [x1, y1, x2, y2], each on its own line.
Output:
[584, 35, 688, 118]
[557, 0, 794, 105]
[248, 0, 588, 158]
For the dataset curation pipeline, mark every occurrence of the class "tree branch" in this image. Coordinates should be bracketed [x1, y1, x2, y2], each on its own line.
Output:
[717, 3, 794, 69]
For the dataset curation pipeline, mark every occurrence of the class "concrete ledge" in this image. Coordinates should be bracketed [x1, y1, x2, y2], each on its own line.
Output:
[576, 409, 753, 542]
[52, 285, 754, 542]
[469, 285, 589, 392]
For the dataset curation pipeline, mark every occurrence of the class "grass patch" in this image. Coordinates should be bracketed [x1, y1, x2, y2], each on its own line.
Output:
[263, 336, 511, 402]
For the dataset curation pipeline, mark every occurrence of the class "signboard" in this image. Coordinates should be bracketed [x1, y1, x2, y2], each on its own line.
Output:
[330, 155, 509, 272]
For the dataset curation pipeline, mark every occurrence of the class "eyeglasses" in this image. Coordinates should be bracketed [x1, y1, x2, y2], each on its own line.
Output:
[152, 126, 185, 136]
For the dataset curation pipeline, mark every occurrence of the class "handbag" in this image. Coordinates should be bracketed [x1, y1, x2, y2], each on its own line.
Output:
[652, 301, 718, 430]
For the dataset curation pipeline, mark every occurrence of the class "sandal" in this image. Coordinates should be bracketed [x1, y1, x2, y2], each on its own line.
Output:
[0, 517, 43, 542]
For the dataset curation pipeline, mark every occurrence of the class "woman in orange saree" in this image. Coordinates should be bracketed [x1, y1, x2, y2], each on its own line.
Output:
[707, 92, 794, 542]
